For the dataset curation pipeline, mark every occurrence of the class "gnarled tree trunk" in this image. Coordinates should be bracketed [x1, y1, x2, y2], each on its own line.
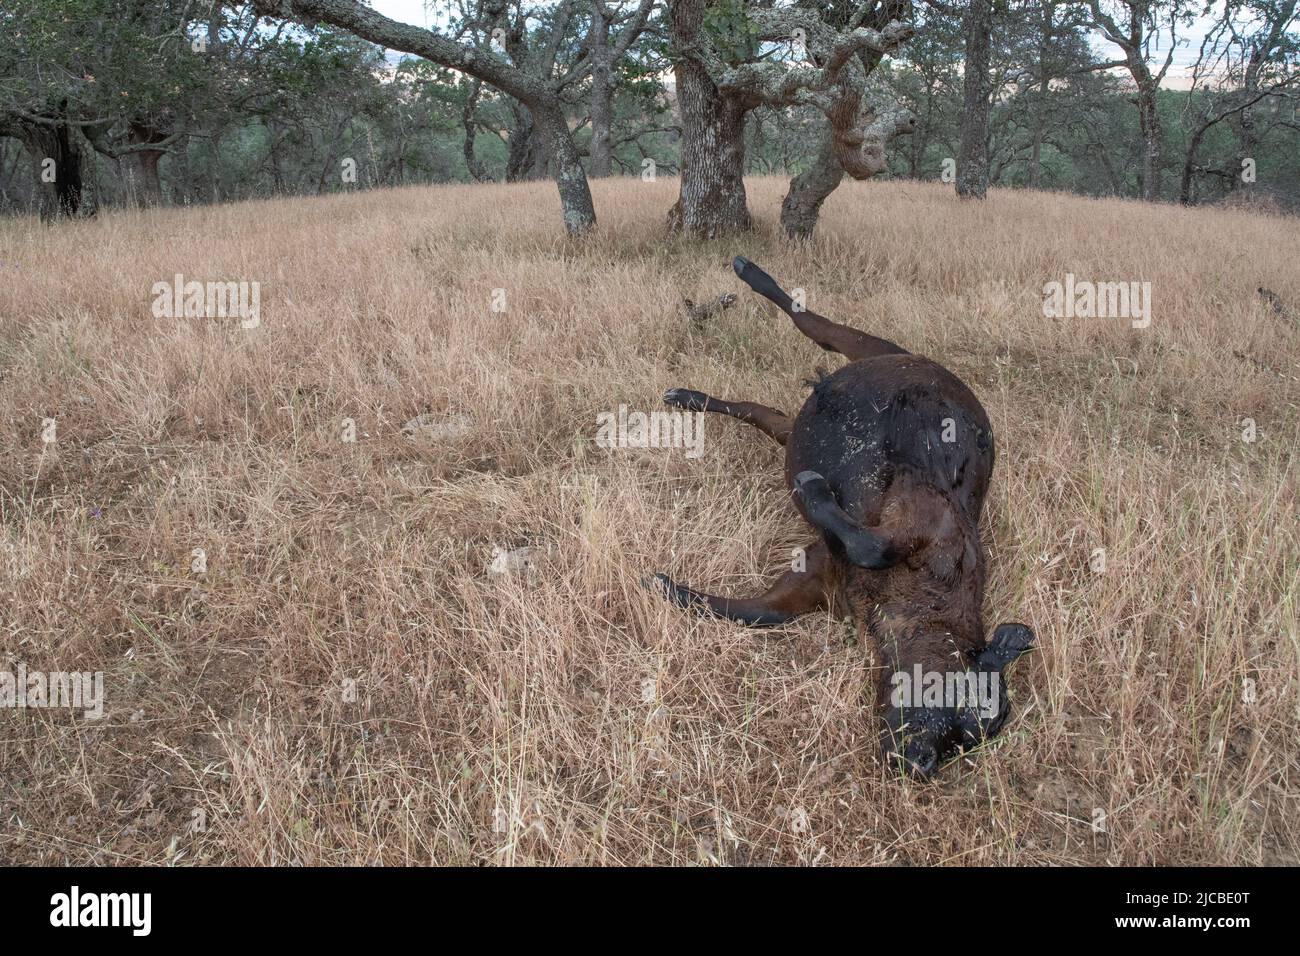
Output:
[1136, 80, 1162, 201]
[505, 105, 540, 182]
[531, 99, 597, 234]
[462, 80, 492, 183]
[666, 0, 751, 238]
[780, 128, 843, 240]
[253, 0, 596, 235]
[16, 111, 85, 219]
[588, 0, 614, 177]
[126, 122, 168, 206]
[956, 0, 992, 199]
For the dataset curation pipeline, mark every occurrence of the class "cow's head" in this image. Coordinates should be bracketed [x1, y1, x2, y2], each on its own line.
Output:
[878, 622, 1034, 779]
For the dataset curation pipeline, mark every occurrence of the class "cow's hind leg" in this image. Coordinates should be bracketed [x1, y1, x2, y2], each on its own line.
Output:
[644, 540, 836, 627]
[733, 256, 907, 361]
[664, 388, 792, 446]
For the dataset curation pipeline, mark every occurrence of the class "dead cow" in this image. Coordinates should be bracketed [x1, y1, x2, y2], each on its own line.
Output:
[646, 256, 1034, 779]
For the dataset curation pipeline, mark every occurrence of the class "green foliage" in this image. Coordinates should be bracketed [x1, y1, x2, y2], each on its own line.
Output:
[702, 0, 760, 68]
[2, 0, 1296, 213]
[0, 0, 212, 118]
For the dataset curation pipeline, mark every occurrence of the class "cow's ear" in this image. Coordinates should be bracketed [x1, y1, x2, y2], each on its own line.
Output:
[974, 622, 1035, 671]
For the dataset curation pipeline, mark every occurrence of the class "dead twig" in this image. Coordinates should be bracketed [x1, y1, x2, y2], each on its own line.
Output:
[1257, 287, 1296, 323]
[681, 292, 737, 329]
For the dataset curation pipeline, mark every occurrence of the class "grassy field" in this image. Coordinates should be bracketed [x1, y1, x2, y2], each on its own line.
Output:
[0, 175, 1297, 865]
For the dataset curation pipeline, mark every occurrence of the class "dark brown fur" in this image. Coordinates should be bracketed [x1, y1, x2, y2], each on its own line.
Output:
[647, 257, 1033, 779]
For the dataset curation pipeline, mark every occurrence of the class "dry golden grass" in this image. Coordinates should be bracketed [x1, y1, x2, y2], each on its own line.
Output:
[0, 175, 1297, 865]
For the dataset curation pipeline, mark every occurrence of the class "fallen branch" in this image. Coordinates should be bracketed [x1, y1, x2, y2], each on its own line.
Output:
[682, 292, 737, 329]
[1258, 287, 1296, 323]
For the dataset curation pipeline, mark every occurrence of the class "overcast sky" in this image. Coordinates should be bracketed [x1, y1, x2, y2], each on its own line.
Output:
[372, 0, 437, 29]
